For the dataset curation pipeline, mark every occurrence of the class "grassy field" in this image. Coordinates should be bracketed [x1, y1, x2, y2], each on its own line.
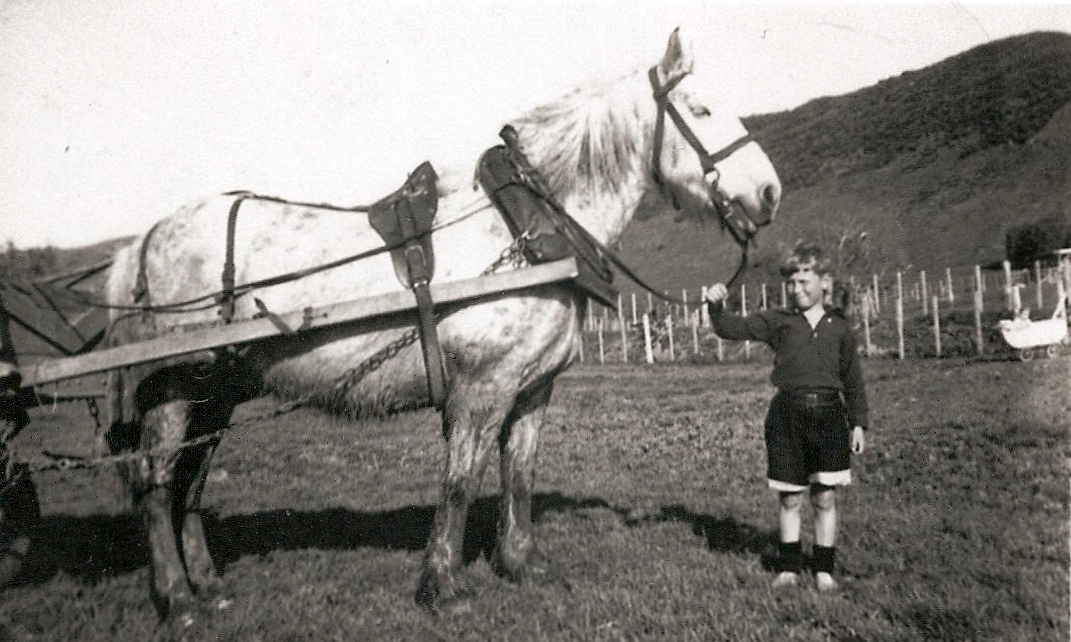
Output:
[0, 355, 1067, 641]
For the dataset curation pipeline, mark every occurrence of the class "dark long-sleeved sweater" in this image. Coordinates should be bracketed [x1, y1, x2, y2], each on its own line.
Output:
[707, 301, 869, 429]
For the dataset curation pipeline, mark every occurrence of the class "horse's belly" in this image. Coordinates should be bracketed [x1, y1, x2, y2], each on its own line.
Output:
[251, 289, 582, 418]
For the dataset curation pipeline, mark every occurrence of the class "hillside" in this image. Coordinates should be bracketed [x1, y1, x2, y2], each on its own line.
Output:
[618, 30, 1071, 295]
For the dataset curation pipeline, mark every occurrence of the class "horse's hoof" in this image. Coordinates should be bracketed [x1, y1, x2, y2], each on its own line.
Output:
[493, 546, 550, 584]
[192, 574, 225, 601]
[415, 570, 473, 615]
[490, 549, 527, 583]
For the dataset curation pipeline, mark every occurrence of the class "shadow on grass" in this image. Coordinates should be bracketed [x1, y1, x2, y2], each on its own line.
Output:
[620, 504, 778, 570]
[11, 492, 772, 586]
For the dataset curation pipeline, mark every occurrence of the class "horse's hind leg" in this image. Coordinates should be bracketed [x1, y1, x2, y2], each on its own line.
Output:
[493, 380, 553, 582]
[416, 387, 511, 612]
[136, 401, 199, 624]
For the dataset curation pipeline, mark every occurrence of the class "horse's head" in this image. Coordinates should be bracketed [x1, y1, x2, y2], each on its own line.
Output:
[648, 28, 781, 246]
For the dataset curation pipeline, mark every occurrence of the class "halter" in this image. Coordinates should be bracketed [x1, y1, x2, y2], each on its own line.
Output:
[648, 66, 755, 250]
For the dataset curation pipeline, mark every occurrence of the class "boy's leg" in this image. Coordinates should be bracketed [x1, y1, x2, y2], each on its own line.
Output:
[811, 483, 837, 547]
[775, 491, 804, 586]
[810, 483, 838, 591]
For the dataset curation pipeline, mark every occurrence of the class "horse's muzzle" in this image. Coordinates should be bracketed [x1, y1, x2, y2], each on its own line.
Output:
[712, 181, 779, 246]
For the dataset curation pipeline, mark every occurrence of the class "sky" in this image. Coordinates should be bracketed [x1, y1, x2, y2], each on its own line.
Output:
[1, 1, 1069, 249]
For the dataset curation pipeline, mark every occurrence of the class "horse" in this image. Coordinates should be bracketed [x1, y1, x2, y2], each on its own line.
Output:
[102, 28, 781, 631]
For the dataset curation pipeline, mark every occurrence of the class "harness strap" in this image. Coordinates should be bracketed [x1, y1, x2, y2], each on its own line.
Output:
[132, 220, 164, 325]
[648, 67, 753, 198]
[392, 190, 446, 409]
[220, 196, 246, 324]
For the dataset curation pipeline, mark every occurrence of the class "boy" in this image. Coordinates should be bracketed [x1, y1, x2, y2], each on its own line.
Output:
[704, 242, 867, 592]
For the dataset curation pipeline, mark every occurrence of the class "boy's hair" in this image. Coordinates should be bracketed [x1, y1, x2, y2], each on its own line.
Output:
[779, 242, 834, 278]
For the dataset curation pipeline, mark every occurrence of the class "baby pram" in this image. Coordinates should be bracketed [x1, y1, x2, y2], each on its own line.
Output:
[998, 293, 1068, 361]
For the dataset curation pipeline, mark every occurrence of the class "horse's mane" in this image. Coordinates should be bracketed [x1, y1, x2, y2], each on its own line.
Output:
[510, 71, 649, 200]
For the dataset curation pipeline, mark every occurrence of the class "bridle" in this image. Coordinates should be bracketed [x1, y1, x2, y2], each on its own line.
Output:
[648, 66, 756, 286]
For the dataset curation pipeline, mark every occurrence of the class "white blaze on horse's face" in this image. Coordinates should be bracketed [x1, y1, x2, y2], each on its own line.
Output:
[652, 29, 781, 236]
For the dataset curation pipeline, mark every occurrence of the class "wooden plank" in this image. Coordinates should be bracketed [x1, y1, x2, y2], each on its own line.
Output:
[0, 283, 88, 355]
[22, 258, 579, 388]
[23, 373, 108, 407]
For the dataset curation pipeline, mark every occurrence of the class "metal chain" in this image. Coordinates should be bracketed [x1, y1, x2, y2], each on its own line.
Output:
[85, 398, 101, 428]
[275, 238, 527, 414]
[482, 236, 527, 276]
[272, 327, 420, 414]
[1, 427, 226, 498]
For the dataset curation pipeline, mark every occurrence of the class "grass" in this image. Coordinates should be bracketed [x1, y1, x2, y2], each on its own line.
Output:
[0, 356, 1067, 641]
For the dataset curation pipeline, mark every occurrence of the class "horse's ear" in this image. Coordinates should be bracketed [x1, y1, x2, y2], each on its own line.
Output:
[659, 27, 695, 80]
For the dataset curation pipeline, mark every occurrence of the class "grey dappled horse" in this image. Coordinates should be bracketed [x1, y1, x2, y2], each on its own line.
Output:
[103, 29, 781, 631]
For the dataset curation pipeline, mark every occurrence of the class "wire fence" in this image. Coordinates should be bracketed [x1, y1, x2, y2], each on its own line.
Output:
[576, 259, 1071, 365]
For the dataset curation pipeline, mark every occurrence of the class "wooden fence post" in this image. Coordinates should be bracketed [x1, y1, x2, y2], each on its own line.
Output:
[642, 313, 654, 364]
[692, 311, 700, 356]
[862, 291, 872, 357]
[974, 265, 984, 355]
[667, 315, 675, 361]
[921, 270, 928, 316]
[741, 284, 751, 361]
[946, 267, 954, 307]
[896, 271, 905, 360]
[1002, 260, 1013, 312]
[682, 289, 690, 327]
[597, 319, 605, 365]
[618, 299, 629, 363]
[781, 281, 788, 308]
[932, 295, 941, 358]
[700, 286, 710, 327]
[1035, 260, 1044, 311]
[578, 330, 585, 363]
[872, 273, 880, 315]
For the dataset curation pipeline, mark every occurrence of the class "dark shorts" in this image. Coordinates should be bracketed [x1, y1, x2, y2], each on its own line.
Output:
[764, 389, 851, 491]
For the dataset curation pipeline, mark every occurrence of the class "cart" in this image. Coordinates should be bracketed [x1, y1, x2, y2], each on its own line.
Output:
[0, 252, 586, 586]
[998, 294, 1069, 361]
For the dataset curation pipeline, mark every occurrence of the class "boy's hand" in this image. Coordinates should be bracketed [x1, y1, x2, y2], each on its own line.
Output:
[850, 426, 866, 454]
[704, 283, 728, 304]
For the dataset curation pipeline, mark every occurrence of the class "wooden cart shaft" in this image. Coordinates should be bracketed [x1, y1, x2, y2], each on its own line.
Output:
[17, 258, 581, 391]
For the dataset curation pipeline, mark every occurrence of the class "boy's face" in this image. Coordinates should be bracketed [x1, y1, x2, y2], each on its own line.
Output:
[785, 267, 830, 312]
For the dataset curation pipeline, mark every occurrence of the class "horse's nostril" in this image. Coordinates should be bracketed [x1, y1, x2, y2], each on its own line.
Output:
[762, 183, 779, 209]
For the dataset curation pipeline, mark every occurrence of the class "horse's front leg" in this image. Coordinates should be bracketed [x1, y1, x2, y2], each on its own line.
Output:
[493, 380, 553, 581]
[416, 388, 510, 612]
[173, 436, 225, 601]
